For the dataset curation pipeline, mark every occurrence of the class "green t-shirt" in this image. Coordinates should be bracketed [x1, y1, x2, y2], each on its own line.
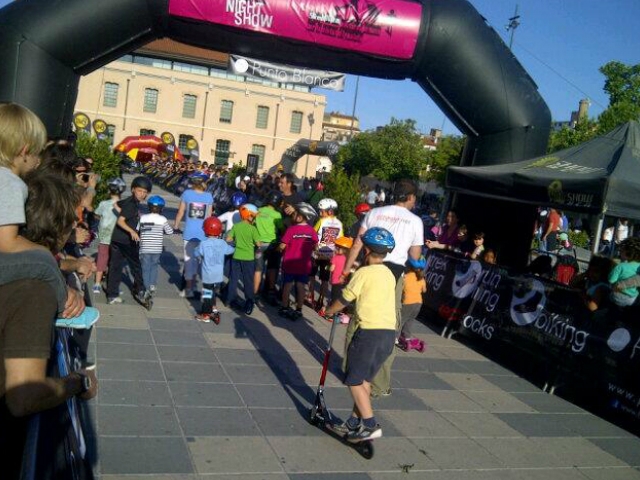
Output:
[229, 221, 260, 260]
[255, 206, 283, 244]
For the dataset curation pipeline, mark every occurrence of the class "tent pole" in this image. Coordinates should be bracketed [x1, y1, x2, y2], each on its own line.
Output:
[593, 214, 605, 254]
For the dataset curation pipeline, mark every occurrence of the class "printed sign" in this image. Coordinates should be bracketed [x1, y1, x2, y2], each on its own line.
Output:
[73, 112, 91, 132]
[169, 0, 422, 60]
[188, 201, 207, 219]
[161, 132, 175, 145]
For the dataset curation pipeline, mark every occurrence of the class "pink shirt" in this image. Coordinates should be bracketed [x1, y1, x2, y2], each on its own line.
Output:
[330, 254, 347, 285]
[281, 223, 318, 275]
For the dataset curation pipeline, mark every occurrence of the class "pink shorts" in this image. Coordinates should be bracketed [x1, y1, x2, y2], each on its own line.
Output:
[96, 243, 110, 272]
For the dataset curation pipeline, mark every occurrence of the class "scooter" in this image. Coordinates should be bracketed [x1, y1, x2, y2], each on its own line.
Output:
[308, 315, 375, 459]
[397, 336, 426, 353]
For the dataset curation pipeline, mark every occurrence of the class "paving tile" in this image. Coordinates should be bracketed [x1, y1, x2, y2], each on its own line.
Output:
[100, 437, 193, 474]
[224, 364, 284, 385]
[513, 392, 586, 413]
[496, 413, 585, 437]
[98, 405, 181, 435]
[203, 332, 256, 350]
[97, 328, 153, 344]
[370, 470, 518, 480]
[455, 359, 515, 376]
[372, 388, 430, 411]
[99, 380, 172, 406]
[149, 317, 203, 332]
[187, 436, 283, 474]
[439, 412, 522, 437]
[440, 345, 489, 361]
[483, 375, 541, 393]
[99, 359, 165, 381]
[588, 438, 640, 466]
[579, 467, 640, 479]
[98, 314, 152, 330]
[463, 390, 537, 413]
[392, 371, 456, 390]
[290, 474, 372, 480]
[435, 372, 504, 392]
[410, 389, 485, 413]
[150, 308, 197, 319]
[177, 407, 260, 436]
[215, 347, 277, 365]
[377, 410, 464, 437]
[101, 475, 201, 480]
[410, 437, 504, 469]
[354, 436, 440, 472]
[162, 362, 228, 382]
[561, 414, 635, 438]
[169, 382, 243, 407]
[392, 356, 469, 373]
[97, 342, 158, 361]
[267, 435, 366, 472]
[157, 345, 219, 363]
[528, 437, 627, 468]
[474, 437, 580, 468]
[153, 330, 209, 347]
[249, 407, 324, 437]
[511, 469, 593, 480]
[236, 384, 306, 408]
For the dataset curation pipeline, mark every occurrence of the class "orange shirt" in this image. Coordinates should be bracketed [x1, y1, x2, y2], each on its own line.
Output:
[403, 271, 426, 305]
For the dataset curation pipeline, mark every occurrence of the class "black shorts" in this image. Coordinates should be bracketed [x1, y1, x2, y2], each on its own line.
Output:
[344, 329, 395, 386]
[312, 258, 331, 282]
[264, 245, 282, 271]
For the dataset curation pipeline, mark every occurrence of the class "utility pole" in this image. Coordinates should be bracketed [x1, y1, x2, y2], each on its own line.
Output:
[348, 75, 360, 139]
[506, 4, 520, 50]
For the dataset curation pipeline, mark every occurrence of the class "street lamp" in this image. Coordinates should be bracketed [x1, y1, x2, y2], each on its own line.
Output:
[304, 112, 315, 178]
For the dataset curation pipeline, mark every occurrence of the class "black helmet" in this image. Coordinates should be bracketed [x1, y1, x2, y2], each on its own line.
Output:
[108, 177, 126, 194]
[131, 176, 152, 192]
[266, 190, 283, 207]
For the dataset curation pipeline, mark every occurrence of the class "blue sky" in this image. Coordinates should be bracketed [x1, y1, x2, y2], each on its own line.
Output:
[2, 0, 638, 135]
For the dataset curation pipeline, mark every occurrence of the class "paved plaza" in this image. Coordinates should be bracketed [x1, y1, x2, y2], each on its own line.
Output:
[85, 184, 640, 479]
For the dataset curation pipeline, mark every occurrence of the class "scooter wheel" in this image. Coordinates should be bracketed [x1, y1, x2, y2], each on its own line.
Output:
[416, 341, 426, 353]
[308, 407, 319, 426]
[358, 441, 374, 459]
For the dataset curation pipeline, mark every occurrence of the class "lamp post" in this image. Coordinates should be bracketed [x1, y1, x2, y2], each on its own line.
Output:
[304, 112, 315, 178]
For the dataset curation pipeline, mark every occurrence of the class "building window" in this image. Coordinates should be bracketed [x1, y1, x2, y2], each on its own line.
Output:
[106, 124, 115, 145]
[143, 88, 158, 113]
[103, 82, 119, 107]
[251, 144, 266, 170]
[290, 111, 303, 134]
[140, 128, 156, 136]
[256, 106, 269, 129]
[182, 94, 197, 119]
[219, 100, 234, 123]
[178, 134, 192, 153]
[215, 139, 231, 166]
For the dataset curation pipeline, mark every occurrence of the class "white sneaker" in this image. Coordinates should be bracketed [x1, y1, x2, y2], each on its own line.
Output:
[179, 289, 192, 298]
[108, 296, 124, 305]
[149, 285, 156, 293]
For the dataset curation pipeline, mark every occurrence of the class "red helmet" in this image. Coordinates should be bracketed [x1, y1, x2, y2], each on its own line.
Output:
[355, 203, 371, 216]
[203, 216, 223, 237]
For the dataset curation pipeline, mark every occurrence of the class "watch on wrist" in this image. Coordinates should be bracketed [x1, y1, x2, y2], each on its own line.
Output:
[77, 372, 91, 395]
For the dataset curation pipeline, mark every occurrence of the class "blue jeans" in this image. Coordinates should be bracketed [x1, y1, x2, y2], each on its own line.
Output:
[141, 253, 161, 289]
[227, 259, 256, 305]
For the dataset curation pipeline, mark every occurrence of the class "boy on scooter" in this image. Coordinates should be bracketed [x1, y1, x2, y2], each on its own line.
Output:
[324, 227, 396, 442]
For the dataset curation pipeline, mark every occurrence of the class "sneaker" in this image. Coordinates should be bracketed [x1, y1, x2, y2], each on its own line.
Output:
[56, 307, 101, 329]
[317, 307, 326, 318]
[179, 289, 194, 299]
[149, 285, 156, 293]
[195, 313, 211, 323]
[244, 300, 254, 315]
[279, 306, 292, 317]
[92, 284, 101, 294]
[107, 296, 124, 304]
[328, 418, 361, 435]
[211, 310, 221, 325]
[290, 309, 303, 321]
[370, 388, 392, 398]
[346, 424, 382, 443]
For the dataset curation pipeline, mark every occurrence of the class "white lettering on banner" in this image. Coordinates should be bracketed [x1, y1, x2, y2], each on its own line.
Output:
[631, 336, 640, 360]
[533, 311, 589, 353]
[425, 255, 448, 292]
[462, 315, 495, 340]
[226, 0, 274, 28]
[565, 192, 594, 208]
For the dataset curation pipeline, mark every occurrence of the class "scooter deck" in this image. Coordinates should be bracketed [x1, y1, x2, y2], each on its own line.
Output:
[308, 407, 375, 459]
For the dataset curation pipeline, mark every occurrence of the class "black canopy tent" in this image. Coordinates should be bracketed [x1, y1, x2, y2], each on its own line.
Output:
[446, 121, 640, 252]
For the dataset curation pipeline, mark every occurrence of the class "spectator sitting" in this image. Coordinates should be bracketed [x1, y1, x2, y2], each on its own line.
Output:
[527, 255, 553, 278]
[469, 232, 485, 260]
[425, 209, 461, 251]
[609, 238, 640, 307]
[571, 255, 614, 312]
[482, 248, 497, 264]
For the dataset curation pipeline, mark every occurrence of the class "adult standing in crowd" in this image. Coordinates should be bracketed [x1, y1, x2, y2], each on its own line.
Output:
[342, 179, 424, 396]
[279, 173, 304, 221]
[542, 207, 562, 252]
[425, 209, 462, 251]
[174, 172, 214, 298]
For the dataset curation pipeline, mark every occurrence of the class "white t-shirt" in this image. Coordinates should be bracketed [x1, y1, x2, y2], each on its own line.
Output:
[615, 223, 629, 243]
[362, 205, 424, 266]
[602, 227, 614, 242]
[0, 167, 28, 226]
[218, 210, 241, 234]
[365, 190, 378, 204]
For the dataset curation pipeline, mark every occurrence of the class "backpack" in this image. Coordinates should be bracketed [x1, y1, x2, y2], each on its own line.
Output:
[553, 254, 579, 285]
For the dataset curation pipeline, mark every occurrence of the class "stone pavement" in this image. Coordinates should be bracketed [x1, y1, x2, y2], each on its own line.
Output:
[85, 181, 640, 480]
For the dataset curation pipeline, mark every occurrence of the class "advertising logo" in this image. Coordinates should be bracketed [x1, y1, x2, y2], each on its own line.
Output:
[451, 260, 482, 299]
[607, 328, 632, 353]
[510, 278, 546, 326]
[161, 132, 175, 145]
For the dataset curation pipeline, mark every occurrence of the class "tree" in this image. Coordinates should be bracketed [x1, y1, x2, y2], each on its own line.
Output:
[423, 134, 465, 186]
[547, 118, 598, 153]
[596, 61, 640, 134]
[336, 118, 428, 181]
[74, 132, 122, 205]
[323, 167, 360, 228]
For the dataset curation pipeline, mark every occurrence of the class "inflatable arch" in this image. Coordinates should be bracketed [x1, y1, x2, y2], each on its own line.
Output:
[0, 0, 551, 264]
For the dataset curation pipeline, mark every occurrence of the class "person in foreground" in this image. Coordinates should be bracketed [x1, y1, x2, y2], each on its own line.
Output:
[324, 227, 396, 442]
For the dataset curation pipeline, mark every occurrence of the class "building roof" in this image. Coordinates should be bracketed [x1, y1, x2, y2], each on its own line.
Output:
[136, 39, 228, 68]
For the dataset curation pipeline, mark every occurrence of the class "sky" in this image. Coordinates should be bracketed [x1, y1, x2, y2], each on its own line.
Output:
[1, 0, 639, 136]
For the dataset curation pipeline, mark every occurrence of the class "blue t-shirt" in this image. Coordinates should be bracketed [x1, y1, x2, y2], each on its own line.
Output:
[194, 238, 235, 284]
[180, 189, 214, 242]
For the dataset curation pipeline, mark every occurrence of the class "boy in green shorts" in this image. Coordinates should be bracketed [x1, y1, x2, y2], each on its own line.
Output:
[226, 203, 261, 314]
[324, 227, 396, 442]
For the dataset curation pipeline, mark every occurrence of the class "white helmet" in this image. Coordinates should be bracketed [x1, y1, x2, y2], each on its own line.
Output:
[318, 198, 338, 211]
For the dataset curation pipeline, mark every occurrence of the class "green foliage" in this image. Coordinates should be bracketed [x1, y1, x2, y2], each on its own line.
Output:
[324, 167, 360, 227]
[423, 134, 465, 186]
[547, 118, 598, 153]
[568, 230, 590, 249]
[337, 118, 428, 181]
[227, 162, 246, 187]
[596, 61, 640, 135]
[74, 132, 121, 205]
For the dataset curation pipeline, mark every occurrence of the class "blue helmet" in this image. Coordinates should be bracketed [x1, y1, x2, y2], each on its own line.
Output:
[361, 227, 395, 254]
[407, 256, 426, 270]
[231, 191, 247, 208]
[190, 171, 209, 182]
[147, 195, 165, 208]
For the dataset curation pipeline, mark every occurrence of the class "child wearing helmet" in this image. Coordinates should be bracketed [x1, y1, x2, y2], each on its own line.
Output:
[92, 178, 126, 293]
[310, 198, 343, 311]
[278, 202, 319, 320]
[139, 196, 174, 293]
[226, 203, 261, 315]
[255, 190, 284, 301]
[194, 216, 235, 323]
[322, 236, 353, 321]
[174, 172, 214, 298]
[324, 227, 397, 443]
[398, 256, 427, 352]
[106, 176, 151, 307]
